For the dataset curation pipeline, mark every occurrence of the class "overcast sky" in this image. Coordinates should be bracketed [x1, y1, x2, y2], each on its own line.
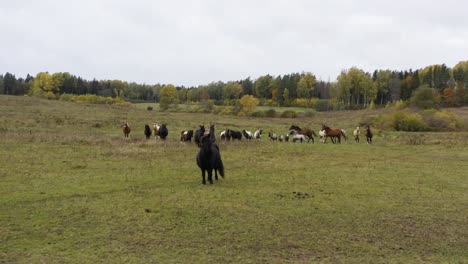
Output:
[1, 0, 467, 86]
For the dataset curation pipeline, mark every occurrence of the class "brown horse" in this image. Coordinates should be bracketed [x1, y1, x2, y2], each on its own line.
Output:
[122, 121, 131, 138]
[289, 125, 317, 143]
[321, 124, 347, 143]
[365, 125, 373, 144]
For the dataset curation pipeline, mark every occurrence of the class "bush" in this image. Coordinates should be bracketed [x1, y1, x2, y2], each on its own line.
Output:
[251, 111, 266, 117]
[421, 109, 464, 131]
[280, 110, 298, 118]
[315, 99, 332, 112]
[304, 110, 317, 117]
[147, 106, 153, 111]
[398, 113, 428, 132]
[372, 109, 464, 132]
[264, 109, 277, 117]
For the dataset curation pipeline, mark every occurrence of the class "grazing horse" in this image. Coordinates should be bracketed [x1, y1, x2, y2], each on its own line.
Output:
[365, 125, 373, 144]
[220, 130, 226, 140]
[227, 129, 242, 140]
[196, 125, 224, 184]
[242, 129, 253, 140]
[122, 121, 131, 138]
[153, 123, 160, 139]
[353, 126, 360, 143]
[155, 124, 168, 140]
[268, 132, 278, 141]
[321, 124, 347, 144]
[254, 129, 263, 139]
[289, 125, 317, 143]
[180, 130, 194, 143]
[194, 125, 205, 146]
[144, 124, 152, 139]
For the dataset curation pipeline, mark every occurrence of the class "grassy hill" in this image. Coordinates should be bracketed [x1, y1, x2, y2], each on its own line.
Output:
[1, 95, 467, 263]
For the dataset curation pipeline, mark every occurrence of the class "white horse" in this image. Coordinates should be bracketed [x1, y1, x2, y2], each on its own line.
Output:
[153, 123, 160, 139]
[242, 129, 253, 140]
[353, 126, 360, 143]
[290, 130, 309, 143]
[268, 132, 278, 141]
[319, 129, 326, 143]
[220, 130, 226, 140]
[254, 129, 262, 139]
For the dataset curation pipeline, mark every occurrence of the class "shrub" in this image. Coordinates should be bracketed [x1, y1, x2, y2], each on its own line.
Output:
[264, 109, 277, 117]
[421, 109, 464, 131]
[147, 106, 153, 111]
[315, 99, 331, 112]
[280, 110, 298, 118]
[304, 110, 317, 117]
[398, 113, 428, 132]
[251, 111, 265, 117]
[219, 107, 236, 116]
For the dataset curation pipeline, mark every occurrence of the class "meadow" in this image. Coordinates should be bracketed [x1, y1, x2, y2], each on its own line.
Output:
[1, 95, 467, 263]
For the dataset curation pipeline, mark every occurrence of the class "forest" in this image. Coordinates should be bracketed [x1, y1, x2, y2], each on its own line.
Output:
[1, 61, 467, 111]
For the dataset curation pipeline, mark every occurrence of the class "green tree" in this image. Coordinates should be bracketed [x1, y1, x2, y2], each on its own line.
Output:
[222, 82, 243, 100]
[410, 85, 440, 109]
[159, 84, 178, 110]
[254, 75, 273, 99]
[239, 94, 259, 114]
[0, 74, 4, 94]
[3, 72, 17, 95]
[282, 88, 290, 106]
[419, 64, 451, 92]
[297, 72, 316, 99]
[374, 70, 392, 104]
[336, 67, 376, 107]
[453, 61, 468, 105]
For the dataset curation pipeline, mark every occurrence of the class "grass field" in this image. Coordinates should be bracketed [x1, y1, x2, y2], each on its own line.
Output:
[134, 102, 316, 114]
[1, 95, 467, 263]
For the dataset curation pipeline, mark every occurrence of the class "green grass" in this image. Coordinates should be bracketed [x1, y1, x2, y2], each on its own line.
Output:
[1, 95, 467, 263]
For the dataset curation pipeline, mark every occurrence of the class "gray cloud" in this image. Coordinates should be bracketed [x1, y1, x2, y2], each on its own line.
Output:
[1, 0, 467, 86]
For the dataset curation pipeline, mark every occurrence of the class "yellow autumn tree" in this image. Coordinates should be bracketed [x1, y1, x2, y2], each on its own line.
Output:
[239, 94, 259, 114]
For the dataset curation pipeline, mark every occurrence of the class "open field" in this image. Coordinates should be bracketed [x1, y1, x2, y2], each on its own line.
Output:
[1, 95, 467, 263]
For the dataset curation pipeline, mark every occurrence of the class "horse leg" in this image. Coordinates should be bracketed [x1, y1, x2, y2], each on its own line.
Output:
[214, 169, 219, 181]
[208, 169, 213, 184]
[201, 169, 206, 185]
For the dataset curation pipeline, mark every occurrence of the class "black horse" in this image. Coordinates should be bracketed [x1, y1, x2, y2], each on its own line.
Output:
[180, 130, 194, 143]
[194, 125, 205, 147]
[365, 125, 373, 144]
[144, 124, 152, 139]
[196, 124, 224, 184]
[227, 129, 242, 140]
[158, 124, 168, 140]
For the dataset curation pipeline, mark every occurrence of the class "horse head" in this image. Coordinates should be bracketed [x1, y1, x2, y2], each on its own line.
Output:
[321, 124, 330, 131]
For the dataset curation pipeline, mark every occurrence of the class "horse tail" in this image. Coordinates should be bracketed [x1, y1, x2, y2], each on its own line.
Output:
[218, 160, 225, 178]
[312, 130, 317, 137]
[341, 130, 347, 141]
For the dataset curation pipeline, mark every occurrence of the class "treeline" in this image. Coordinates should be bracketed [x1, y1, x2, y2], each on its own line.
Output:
[1, 61, 467, 110]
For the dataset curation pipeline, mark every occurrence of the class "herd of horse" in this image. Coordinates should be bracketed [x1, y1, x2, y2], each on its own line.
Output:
[122, 121, 374, 145]
[122, 121, 373, 184]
